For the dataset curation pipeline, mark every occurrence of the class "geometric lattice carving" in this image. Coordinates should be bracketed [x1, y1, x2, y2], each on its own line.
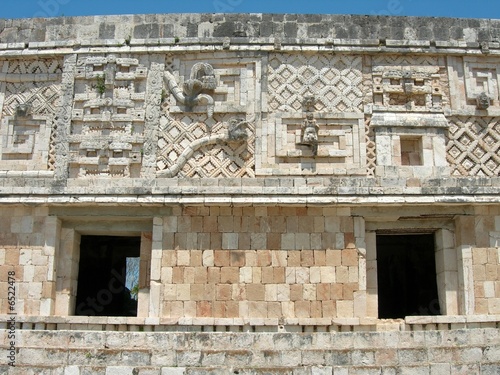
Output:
[372, 55, 448, 112]
[47, 121, 57, 171]
[1, 59, 62, 117]
[0, 59, 62, 170]
[157, 113, 254, 178]
[446, 116, 500, 177]
[365, 116, 376, 177]
[267, 54, 363, 113]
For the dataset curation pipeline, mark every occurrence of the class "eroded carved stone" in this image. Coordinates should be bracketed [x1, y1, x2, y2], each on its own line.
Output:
[372, 55, 447, 112]
[476, 91, 491, 110]
[0, 58, 63, 171]
[164, 62, 216, 117]
[267, 53, 363, 113]
[69, 55, 148, 178]
[463, 58, 500, 108]
[15, 103, 31, 118]
[294, 96, 320, 155]
[157, 114, 254, 178]
[299, 113, 319, 155]
[446, 116, 500, 177]
[227, 117, 249, 143]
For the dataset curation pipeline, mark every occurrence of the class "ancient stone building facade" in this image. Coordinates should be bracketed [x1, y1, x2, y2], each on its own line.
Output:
[0, 13, 500, 374]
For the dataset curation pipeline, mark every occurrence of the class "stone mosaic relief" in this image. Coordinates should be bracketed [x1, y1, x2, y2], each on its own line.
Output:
[157, 113, 255, 178]
[464, 60, 499, 109]
[0, 52, 499, 179]
[365, 116, 377, 177]
[69, 55, 148, 177]
[261, 53, 366, 175]
[267, 53, 363, 113]
[157, 55, 257, 178]
[0, 59, 63, 171]
[447, 116, 500, 177]
[449, 56, 500, 111]
[371, 55, 448, 112]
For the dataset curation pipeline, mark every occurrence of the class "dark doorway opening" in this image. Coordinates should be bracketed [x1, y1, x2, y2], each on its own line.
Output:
[75, 235, 140, 316]
[376, 233, 441, 319]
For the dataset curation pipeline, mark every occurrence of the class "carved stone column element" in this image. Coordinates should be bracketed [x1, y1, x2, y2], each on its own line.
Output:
[54, 54, 77, 180]
[142, 61, 165, 177]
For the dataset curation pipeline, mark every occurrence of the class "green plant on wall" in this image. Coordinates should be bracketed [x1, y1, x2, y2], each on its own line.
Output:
[96, 75, 106, 95]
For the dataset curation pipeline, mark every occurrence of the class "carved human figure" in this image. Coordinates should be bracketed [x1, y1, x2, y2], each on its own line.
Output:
[301, 113, 319, 155]
[301, 113, 319, 144]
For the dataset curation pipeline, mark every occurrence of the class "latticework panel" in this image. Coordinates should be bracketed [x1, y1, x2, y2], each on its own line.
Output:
[47, 121, 57, 171]
[267, 53, 363, 113]
[372, 55, 439, 67]
[365, 116, 376, 177]
[447, 116, 500, 177]
[1, 59, 63, 117]
[157, 114, 255, 178]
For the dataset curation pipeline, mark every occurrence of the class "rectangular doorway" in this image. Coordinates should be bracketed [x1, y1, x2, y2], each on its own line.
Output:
[376, 233, 441, 319]
[75, 235, 140, 316]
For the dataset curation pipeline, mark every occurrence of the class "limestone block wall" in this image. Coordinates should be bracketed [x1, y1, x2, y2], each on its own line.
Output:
[157, 206, 361, 320]
[1, 14, 500, 373]
[472, 247, 500, 314]
[3, 202, 499, 321]
[1, 327, 499, 374]
[0, 206, 58, 316]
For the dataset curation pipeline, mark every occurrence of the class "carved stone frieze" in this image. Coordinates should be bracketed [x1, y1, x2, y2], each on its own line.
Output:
[371, 112, 449, 177]
[259, 112, 366, 176]
[267, 53, 363, 113]
[371, 55, 448, 112]
[156, 55, 259, 178]
[69, 55, 148, 178]
[156, 113, 254, 178]
[298, 96, 319, 155]
[447, 56, 500, 114]
[447, 116, 500, 177]
[0, 58, 63, 171]
[463, 57, 500, 109]
[165, 55, 259, 116]
[164, 62, 216, 117]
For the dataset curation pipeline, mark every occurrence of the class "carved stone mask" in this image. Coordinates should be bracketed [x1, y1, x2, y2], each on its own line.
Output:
[476, 92, 490, 110]
[15, 103, 31, 118]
